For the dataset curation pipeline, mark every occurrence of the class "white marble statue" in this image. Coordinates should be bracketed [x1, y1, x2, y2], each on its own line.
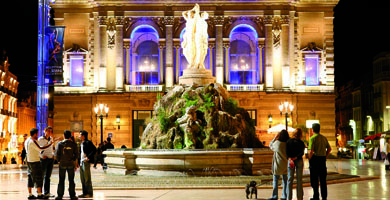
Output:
[182, 4, 209, 70]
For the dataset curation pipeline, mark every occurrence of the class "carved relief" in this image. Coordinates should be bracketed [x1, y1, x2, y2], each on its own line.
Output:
[222, 16, 265, 38]
[124, 17, 137, 35]
[173, 17, 186, 37]
[107, 17, 117, 49]
[152, 17, 166, 36]
[272, 17, 281, 47]
[98, 16, 107, 26]
[138, 99, 151, 107]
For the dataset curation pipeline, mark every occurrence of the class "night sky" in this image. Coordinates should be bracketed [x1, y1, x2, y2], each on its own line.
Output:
[0, 0, 389, 96]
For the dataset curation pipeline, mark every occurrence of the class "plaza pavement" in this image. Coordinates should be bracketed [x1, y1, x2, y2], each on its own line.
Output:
[0, 159, 388, 200]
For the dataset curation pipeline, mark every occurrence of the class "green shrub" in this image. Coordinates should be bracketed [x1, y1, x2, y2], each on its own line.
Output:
[157, 108, 170, 133]
[224, 97, 238, 115]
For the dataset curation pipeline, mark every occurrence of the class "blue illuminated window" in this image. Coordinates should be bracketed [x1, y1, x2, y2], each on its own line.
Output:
[69, 55, 83, 86]
[305, 54, 319, 86]
[131, 25, 160, 85]
[229, 24, 258, 84]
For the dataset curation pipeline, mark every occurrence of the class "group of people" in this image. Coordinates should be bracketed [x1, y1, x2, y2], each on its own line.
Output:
[24, 127, 105, 200]
[268, 123, 332, 200]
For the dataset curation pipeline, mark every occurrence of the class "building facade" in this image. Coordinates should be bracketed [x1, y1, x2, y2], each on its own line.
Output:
[52, 0, 338, 150]
[0, 58, 19, 163]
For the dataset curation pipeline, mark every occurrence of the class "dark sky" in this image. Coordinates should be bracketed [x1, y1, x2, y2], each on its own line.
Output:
[0, 0, 389, 94]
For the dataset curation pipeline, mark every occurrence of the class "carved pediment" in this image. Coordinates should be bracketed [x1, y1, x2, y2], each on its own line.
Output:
[301, 42, 323, 52]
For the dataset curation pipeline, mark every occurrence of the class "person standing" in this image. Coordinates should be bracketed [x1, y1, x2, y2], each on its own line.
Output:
[3, 155, 6, 164]
[308, 123, 332, 200]
[286, 128, 306, 200]
[55, 130, 79, 200]
[93, 143, 104, 169]
[25, 128, 56, 199]
[37, 126, 55, 198]
[78, 130, 96, 198]
[21, 146, 26, 164]
[385, 138, 390, 170]
[104, 137, 114, 149]
[268, 129, 290, 200]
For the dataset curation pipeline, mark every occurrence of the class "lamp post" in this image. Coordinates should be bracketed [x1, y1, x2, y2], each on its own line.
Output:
[279, 101, 294, 131]
[94, 104, 109, 144]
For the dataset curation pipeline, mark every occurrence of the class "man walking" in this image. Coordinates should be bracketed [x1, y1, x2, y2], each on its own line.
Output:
[55, 130, 79, 200]
[25, 128, 56, 199]
[37, 126, 55, 198]
[308, 123, 332, 200]
[78, 130, 96, 198]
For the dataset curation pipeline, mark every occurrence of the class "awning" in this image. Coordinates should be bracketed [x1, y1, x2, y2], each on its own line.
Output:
[267, 123, 296, 133]
[364, 133, 381, 140]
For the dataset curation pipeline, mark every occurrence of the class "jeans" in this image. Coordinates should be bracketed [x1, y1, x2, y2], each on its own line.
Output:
[80, 161, 93, 196]
[57, 165, 76, 198]
[271, 174, 287, 199]
[309, 155, 327, 200]
[287, 159, 304, 200]
[40, 158, 54, 195]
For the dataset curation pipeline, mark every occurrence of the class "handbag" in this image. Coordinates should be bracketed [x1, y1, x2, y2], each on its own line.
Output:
[385, 159, 390, 165]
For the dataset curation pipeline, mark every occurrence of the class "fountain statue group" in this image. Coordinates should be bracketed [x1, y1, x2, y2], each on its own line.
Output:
[181, 4, 209, 70]
[178, 4, 215, 86]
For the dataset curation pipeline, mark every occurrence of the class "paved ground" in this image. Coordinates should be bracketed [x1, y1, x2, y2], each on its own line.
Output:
[0, 159, 389, 200]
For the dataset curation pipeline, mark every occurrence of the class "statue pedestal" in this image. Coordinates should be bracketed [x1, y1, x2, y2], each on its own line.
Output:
[179, 68, 215, 86]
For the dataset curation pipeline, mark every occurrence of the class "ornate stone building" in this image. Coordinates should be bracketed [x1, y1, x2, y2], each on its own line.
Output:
[52, 0, 338, 150]
[0, 57, 19, 161]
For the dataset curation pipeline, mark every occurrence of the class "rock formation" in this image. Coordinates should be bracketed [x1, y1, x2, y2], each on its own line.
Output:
[141, 83, 264, 149]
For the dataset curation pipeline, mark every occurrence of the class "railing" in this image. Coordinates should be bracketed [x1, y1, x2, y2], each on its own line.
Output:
[226, 84, 264, 92]
[125, 85, 164, 92]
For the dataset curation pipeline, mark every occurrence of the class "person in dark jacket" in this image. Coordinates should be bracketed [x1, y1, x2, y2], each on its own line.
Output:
[78, 130, 96, 198]
[104, 137, 114, 149]
[286, 128, 306, 200]
[55, 130, 79, 200]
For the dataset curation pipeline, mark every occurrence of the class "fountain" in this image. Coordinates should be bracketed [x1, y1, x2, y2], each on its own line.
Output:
[104, 4, 273, 176]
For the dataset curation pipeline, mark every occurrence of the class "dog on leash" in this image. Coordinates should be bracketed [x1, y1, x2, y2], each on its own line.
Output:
[245, 180, 257, 199]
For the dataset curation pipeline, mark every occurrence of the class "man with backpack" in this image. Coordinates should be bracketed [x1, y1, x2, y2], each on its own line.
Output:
[55, 130, 79, 200]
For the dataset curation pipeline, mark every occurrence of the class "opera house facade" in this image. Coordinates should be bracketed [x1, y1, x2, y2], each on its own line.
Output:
[51, 0, 338, 150]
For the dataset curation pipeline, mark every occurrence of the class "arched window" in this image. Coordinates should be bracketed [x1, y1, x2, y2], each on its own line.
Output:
[131, 25, 160, 85]
[179, 28, 210, 76]
[229, 24, 258, 84]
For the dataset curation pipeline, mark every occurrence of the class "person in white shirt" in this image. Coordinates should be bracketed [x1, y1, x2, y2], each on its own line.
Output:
[25, 128, 56, 199]
[37, 126, 55, 198]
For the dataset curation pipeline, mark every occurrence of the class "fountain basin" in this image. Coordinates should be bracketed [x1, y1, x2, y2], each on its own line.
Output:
[104, 148, 272, 176]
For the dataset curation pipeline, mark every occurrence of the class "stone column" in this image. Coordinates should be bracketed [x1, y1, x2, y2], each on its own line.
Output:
[281, 16, 290, 88]
[223, 42, 230, 84]
[174, 44, 181, 84]
[264, 16, 273, 88]
[124, 41, 131, 84]
[98, 16, 107, 90]
[159, 42, 165, 84]
[215, 16, 224, 84]
[258, 44, 264, 84]
[115, 17, 124, 90]
[165, 17, 174, 88]
[93, 12, 100, 89]
[208, 43, 215, 75]
[289, 11, 296, 89]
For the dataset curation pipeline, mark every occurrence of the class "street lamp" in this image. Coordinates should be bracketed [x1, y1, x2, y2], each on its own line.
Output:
[94, 104, 109, 144]
[279, 101, 294, 131]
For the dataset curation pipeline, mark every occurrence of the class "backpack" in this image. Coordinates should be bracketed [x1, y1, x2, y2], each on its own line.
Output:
[60, 140, 76, 165]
